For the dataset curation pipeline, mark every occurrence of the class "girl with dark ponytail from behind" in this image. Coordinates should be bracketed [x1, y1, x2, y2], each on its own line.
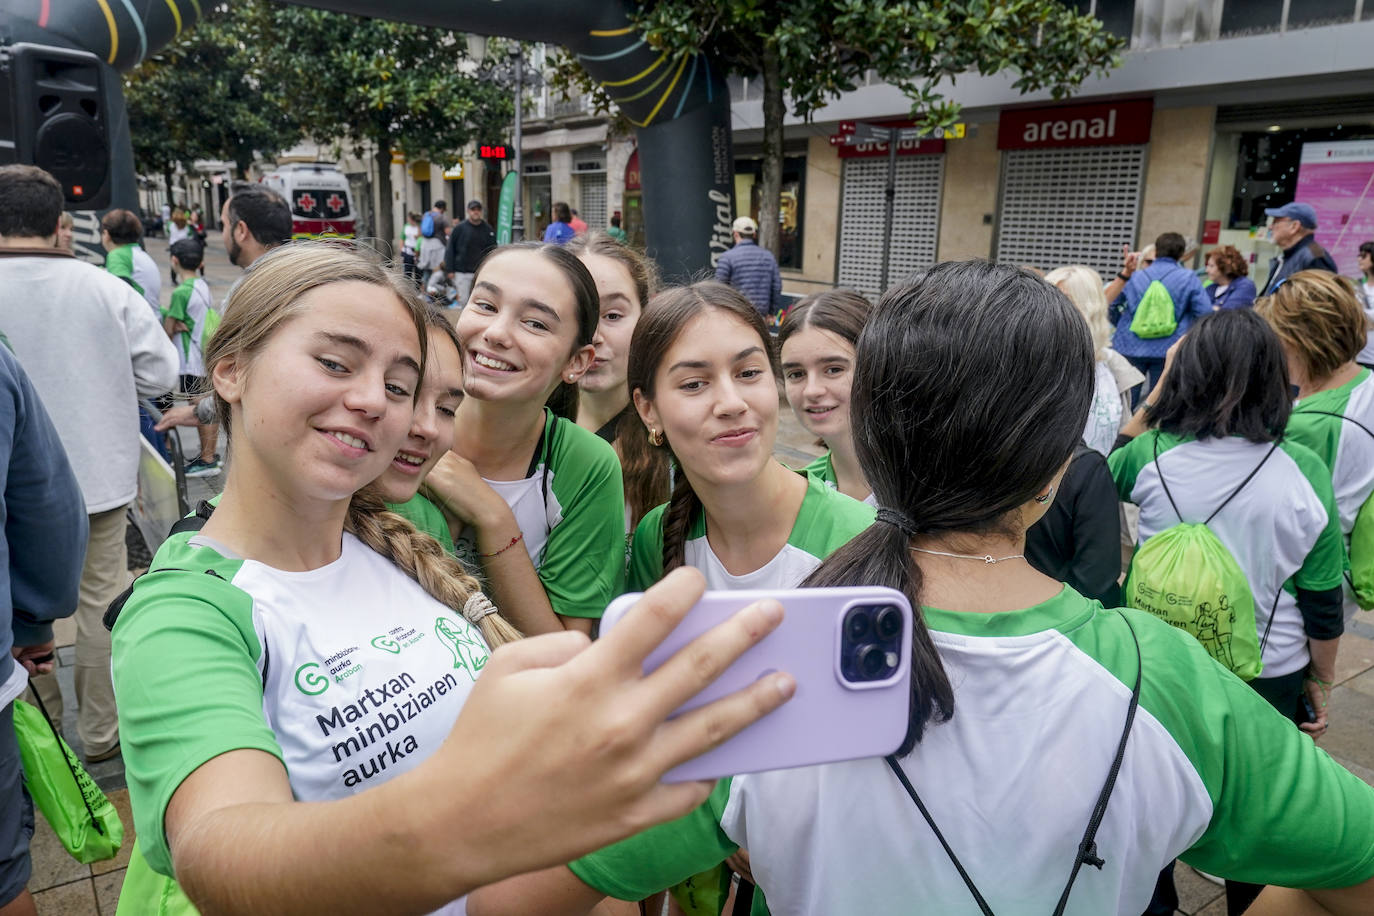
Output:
[473, 261, 1374, 916]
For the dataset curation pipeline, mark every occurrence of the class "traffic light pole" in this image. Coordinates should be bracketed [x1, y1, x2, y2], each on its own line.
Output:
[880, 127, 898, 294]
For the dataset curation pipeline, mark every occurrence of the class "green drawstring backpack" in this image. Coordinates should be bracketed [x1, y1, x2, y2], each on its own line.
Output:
[1128, 268, 1179, 339]
[1125, 438, 1281, 680]
[1290, 409, 1374, 610]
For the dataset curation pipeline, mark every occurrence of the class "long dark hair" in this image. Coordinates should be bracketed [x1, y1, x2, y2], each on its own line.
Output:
[472, 241, 599, 420]
[804, 260, 1095, 754]
[1146, 309, 1291, 443]
[627, 281, 780, 572]
[568, 232, 669, 528]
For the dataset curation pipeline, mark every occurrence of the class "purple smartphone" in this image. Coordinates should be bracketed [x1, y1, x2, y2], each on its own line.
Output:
[600, 586, 913, 782]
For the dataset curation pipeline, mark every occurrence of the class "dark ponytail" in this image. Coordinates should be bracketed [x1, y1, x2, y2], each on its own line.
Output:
[804, 261, 1095, 753]
[627, 282, 778, 570]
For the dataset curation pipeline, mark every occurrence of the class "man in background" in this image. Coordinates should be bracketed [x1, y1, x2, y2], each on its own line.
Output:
[715, 216, 782, 317]
[0, 165, 177, 764]
[445, 200, 497, 306]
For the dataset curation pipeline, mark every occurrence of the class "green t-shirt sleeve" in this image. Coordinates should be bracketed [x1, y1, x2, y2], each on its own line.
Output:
[1107, 432, 1152, 502]
[386, 494, 455, 555]
[569, 780, 737, 900]
[106, 245, 135, 285]
[165, 281, 191, 325]
[627, 504, 667, 592]
[1284, 441, 1348, 592]
[1108, 610, 1374, 887]
[541, 419, 627, 618]
[112, 570, 284, 877]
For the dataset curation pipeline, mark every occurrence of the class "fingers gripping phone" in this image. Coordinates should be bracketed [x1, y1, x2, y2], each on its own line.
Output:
[600, 586, 913, 782]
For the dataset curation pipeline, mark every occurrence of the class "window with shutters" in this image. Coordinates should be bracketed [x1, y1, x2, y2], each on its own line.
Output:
[995, 145, 1147, 279]
[837, 155, 944, 298]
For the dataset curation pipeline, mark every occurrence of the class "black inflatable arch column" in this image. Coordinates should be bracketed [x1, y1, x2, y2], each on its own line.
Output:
[1, 0, 735, 280]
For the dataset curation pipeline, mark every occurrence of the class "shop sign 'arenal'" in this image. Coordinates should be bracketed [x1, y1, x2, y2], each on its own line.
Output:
[998, 99, 1153, 151]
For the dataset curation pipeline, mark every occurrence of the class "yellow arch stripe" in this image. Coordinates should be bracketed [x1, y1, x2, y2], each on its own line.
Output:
[611, 52, 680, 108]
[164, 0, 183, 36]
[640, 53, 691, 126]
[95, 0, 119, 63]
[589, 25, 636, 37]
[599, 52, 666, 88]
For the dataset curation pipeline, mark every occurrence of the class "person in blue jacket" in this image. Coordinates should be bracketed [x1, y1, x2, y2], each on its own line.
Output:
[0, 342, 88, 916]
[1109, 231, 1212, 405]
[1205, 245, 1257, 310]
[1259, 202, 1339, 296]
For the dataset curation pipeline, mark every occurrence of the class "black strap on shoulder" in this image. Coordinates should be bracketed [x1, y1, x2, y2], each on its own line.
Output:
[101, 566, 225, 632]
[1290, 408, 1374, 441]
[1204, 441, 1281, 525]
[168, 498, 216, 537]
[885, 610, 1142, 916]
[1151, 435, 1184, 524]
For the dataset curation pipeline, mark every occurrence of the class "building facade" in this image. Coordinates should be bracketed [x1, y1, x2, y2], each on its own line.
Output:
[725, 0, 1374, 297]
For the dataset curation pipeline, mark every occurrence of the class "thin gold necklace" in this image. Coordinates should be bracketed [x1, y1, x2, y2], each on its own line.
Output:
[910, 547, 1025, 565]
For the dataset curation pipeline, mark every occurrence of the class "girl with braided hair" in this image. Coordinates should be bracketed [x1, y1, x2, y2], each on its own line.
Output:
[623, 281, 873, 594]
[109, 241, 802, 915]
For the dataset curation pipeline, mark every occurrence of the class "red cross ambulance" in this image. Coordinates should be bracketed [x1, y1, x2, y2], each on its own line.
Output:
[259, 162, 357, 240]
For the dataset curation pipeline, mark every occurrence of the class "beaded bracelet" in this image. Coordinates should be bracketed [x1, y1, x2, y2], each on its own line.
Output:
[479, 532, 524, 559]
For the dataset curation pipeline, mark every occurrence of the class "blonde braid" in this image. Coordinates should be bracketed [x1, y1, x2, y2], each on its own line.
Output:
[345, 489, 523, 648]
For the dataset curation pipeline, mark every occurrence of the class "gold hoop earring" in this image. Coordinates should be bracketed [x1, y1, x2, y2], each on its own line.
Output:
[648, 427, 664, 447]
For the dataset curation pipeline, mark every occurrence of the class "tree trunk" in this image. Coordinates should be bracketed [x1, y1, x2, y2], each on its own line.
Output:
[163, 167, 175, 206]
[758, 43, 785, 261]
[374, 140, 395, 252]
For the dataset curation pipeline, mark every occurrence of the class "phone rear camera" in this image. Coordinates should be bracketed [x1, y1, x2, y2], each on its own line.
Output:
[845, 607, 871, 641]
[857, 644, 889, 679]
[873, 606, 902, 641]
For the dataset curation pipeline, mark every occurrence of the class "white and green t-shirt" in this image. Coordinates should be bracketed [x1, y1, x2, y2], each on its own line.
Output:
[112, 531, 490, 915]
[570, 588, 1374, 915]
[163, 276, 214, 377]
[1109, 431, 1345, 678]
[105, 243, 161, 316]
[628, 471, 875, 592]
[799, 452, 877, 507]
[1285, 368, 1374, 620]
[454, 408, 625, 619]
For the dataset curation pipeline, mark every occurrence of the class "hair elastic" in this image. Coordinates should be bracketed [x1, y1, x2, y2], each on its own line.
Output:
[462, 593, 499, 624]
[875, 507, 919, 537]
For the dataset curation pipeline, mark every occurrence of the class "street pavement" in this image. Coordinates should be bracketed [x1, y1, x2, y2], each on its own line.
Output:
[23, 231, 1374, 914]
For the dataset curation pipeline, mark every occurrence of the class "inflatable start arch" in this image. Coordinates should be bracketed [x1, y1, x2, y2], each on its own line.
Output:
[0, 0, 734, 278]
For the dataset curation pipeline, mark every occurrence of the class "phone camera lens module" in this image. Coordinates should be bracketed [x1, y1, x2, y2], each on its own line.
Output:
[874, 606, 901, 641]
[845, 607, 871, 641]
[857, 643, 888, 679]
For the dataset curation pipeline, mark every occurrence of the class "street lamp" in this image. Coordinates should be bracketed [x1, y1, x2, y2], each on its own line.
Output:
[468, 36, 543, 242]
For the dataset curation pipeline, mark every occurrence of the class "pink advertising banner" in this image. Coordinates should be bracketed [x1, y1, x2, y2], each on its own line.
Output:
[1294, 140, 1374, 276]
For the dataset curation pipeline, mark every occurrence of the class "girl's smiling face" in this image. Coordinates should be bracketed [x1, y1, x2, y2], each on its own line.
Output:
[213, 280, 422, 505]
[781, 325, 857, 444]
[455, 249, 594, 405]
[635, 309, 778, 489]
[577, 252, 642, 397]
[375, 328, 464, 503]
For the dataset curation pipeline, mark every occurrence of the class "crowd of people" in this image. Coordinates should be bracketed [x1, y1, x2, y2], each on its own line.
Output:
[2, 158, 1374, 916]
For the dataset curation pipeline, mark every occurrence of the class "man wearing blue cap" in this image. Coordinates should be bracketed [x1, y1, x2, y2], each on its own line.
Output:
[1260, 202, 1338, 296]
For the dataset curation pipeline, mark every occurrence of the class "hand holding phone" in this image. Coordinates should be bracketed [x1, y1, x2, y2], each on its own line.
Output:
[601, 586, 913, 782]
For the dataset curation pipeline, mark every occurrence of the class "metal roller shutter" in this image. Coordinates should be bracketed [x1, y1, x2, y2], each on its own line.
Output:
[995, 145, 1147, 278]
[579, 174, 607, 231]
[837, 155, 944, 298]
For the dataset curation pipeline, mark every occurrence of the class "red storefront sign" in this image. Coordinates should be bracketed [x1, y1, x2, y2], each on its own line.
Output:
[997, 99, 1153, 151]
[835, 137, 945, 159]
[625, 149, 641, 191]
[1202, 220, 1221, 244]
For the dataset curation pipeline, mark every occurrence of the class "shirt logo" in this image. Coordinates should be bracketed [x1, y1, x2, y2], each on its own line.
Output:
[434, 616, 489, 681]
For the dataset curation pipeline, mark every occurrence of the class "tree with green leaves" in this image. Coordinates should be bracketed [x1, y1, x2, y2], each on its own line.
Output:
[248, 4, 514, 246]
[561, 0, 1123, 258]
[123, 6, 301, 196]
